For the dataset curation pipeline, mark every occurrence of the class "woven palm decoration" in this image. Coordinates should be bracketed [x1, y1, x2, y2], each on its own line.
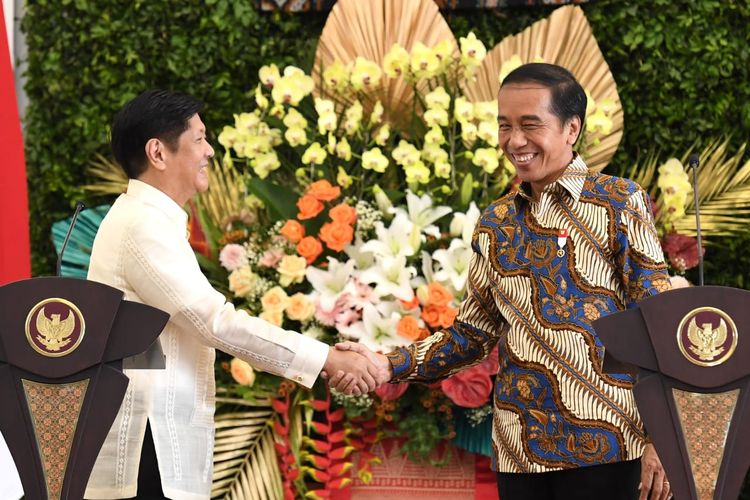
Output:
[51, 205, 111, 278]
[461, 5, 623, 172]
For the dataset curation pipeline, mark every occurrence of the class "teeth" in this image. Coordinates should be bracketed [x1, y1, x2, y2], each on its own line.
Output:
[514, 153, 535, 162]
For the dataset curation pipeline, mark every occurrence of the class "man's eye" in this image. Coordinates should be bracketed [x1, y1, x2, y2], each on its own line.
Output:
[522, 124, 540, 130]
[498, 124, 511, 131]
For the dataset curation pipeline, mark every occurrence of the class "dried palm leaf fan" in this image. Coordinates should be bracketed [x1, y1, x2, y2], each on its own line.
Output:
[671, 139, 750, 238]
[313, 0, 458, 130]
[461, 5, 623, 173]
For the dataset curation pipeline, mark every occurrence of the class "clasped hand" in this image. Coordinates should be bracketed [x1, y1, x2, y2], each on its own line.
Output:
[321, 342, 391, 395]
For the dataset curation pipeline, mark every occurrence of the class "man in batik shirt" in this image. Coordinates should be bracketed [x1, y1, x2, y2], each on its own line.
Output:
[333, 63, 673, 500]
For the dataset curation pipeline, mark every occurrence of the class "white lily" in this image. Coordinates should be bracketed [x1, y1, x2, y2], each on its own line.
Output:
[432, 238, 473, 296]
[345, 236, 375, 270]
[359, 254, 416, 301]
[449, 202, 482, 243]
[361, 213, 419, 258]
[305, 257, 355, 310]
[392, 190, 452, 239]
[339, 302, 403, 351]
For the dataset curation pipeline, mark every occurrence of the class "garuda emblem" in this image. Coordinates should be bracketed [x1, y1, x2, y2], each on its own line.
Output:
[677, 307, 737, 367]
[25, 299, 85, 357]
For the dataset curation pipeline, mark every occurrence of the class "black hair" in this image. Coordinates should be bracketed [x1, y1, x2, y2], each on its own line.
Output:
[501, 63, 586, 143]
[111, 89, 204, 178]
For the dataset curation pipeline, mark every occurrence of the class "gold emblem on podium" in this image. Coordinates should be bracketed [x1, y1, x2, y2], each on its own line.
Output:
[677, 307, 737, 367]
[25, 298, 86, 357]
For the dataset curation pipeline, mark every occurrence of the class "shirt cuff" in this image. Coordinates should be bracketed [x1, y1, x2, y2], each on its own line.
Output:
[282, 335, 329, 388]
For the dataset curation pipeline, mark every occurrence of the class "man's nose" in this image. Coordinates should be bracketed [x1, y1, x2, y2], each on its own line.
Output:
[507, 127, 527, 148]
[206, 142, 215, 158]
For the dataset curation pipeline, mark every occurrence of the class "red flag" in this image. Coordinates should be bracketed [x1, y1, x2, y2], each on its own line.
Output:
[0, 7, 30, 284]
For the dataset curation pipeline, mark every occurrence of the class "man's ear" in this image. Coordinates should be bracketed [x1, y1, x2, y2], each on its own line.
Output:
[566, 116, 582, 146]
[145, 138, 167, 171]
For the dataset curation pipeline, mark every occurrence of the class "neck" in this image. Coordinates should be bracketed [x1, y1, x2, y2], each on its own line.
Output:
[136, 172, 187, 206]
[528, 152, 576, 201]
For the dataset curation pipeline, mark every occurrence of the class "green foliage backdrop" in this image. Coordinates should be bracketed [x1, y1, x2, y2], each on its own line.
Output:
[23, 0, 750, 284]
[19, 0, 750, 493]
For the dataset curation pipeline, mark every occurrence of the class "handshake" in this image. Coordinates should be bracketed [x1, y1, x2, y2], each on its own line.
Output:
[321, 342, 393, 395]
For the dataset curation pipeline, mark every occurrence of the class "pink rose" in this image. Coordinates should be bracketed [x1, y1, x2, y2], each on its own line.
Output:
[219, 244, 248, 271]
[375, 382, 408, 401]
[259, 248, 285, 268]
[441, 365, 493, 408]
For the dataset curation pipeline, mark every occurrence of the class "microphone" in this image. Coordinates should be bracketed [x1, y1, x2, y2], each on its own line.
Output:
[688, 154, 704, 286]
[56, 201, 86, 277]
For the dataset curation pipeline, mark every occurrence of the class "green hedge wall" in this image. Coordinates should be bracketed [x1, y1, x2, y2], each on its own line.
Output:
[23, 0, 750, 286]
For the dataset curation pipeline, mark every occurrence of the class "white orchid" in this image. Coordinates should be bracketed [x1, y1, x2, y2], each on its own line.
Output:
[359, 254, 416, 301]
[392, 191, 452, 239]
[305, 257, 355, 310]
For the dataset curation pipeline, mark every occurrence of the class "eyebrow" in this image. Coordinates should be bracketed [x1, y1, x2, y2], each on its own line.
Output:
[497, 114, 544, 122]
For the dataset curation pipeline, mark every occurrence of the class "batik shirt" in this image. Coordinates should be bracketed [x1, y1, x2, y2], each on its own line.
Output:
[387, 155, 671, 473]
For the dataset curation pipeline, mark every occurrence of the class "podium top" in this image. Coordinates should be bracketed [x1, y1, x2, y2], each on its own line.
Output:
[0, 277, 168, 378]
[595, 285, 750, 389]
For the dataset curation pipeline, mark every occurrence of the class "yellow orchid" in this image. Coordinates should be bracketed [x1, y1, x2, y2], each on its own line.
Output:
[403, 160, 431, 184]
[269, 104, 285, 119]
[323, 60, 350, 93]
[433, 39, 455, 69]
[285, 127, 308, 147]
[410, 42, 440, 79]
[335, 137, 352, 160]
[362, 147, 389, 173]
[459, 32, 486, 67]
[474, 101, 497, 122]
[424, 108, 449, 128]
[478, 121, 499, 147]
[268, 127, 283, 146]
[302, 142, 327, 165]
[424, 127, 446, 146]
[344, 101, 364, 135]
[259, 64, 280, 87]
[234, 112, 261, 132]
[271, 67, 314, 106]
[252, 151, 281, 179]
[383, 43, 410, 79]
[245, 134, 273, 157]
[350, 57, 382, 91]
[370, 101, 384, 125]
[425, 86, 451, 110]
[585, 89, 595, 116]
[392, 140, 420, 167]
[460, 122, 477, 145]
[498, 54, 523, 84]
[434, 160, 451, 179]
[337, 166, 353, 189]
[586, 110, 613, 135]
[453, 97, 474, 123]
[314, 97, 335, 115]
[283, 108, 308, 130]
[317, 111, 338, 135]
[374, 124, 390, 146]
[472, 147, 500, 174]
[326, 133, 337, 154]
[254, 84, 269, 110]
[218, 126, 239, 149]
[421, 144, 448, 164]
[598, 97, 617, 115]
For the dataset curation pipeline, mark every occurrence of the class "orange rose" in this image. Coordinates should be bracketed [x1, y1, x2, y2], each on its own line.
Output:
[397, 316, 422, 341]
[319, 221, 354, 252]
[329, 203, 357, 225]
[439, 306, 458, 328]
[427, 282, 453, 307]
[421, 304, 443, 328]
[297, 236, 323, 264]
[280, 220, 305, 243]
[297, 194, 324, 220]
[307, 179, 341, 201]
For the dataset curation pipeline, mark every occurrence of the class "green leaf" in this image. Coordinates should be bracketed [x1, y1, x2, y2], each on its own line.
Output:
[460, 173, 474, 207]
[247, 177, 298, 222]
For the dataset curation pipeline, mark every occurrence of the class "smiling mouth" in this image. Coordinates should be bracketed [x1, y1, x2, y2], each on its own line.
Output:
[512, 152, 537, 165]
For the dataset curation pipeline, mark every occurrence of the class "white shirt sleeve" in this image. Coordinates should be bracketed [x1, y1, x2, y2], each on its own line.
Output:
[122, 217, 328, 388]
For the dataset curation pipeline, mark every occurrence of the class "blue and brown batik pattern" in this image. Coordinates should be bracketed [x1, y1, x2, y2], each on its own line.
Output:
[387, 155, 671, 473]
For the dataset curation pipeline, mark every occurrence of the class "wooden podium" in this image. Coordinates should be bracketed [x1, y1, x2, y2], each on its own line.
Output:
[0, 277, 168, 500]
[593, 286, 750, 500]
